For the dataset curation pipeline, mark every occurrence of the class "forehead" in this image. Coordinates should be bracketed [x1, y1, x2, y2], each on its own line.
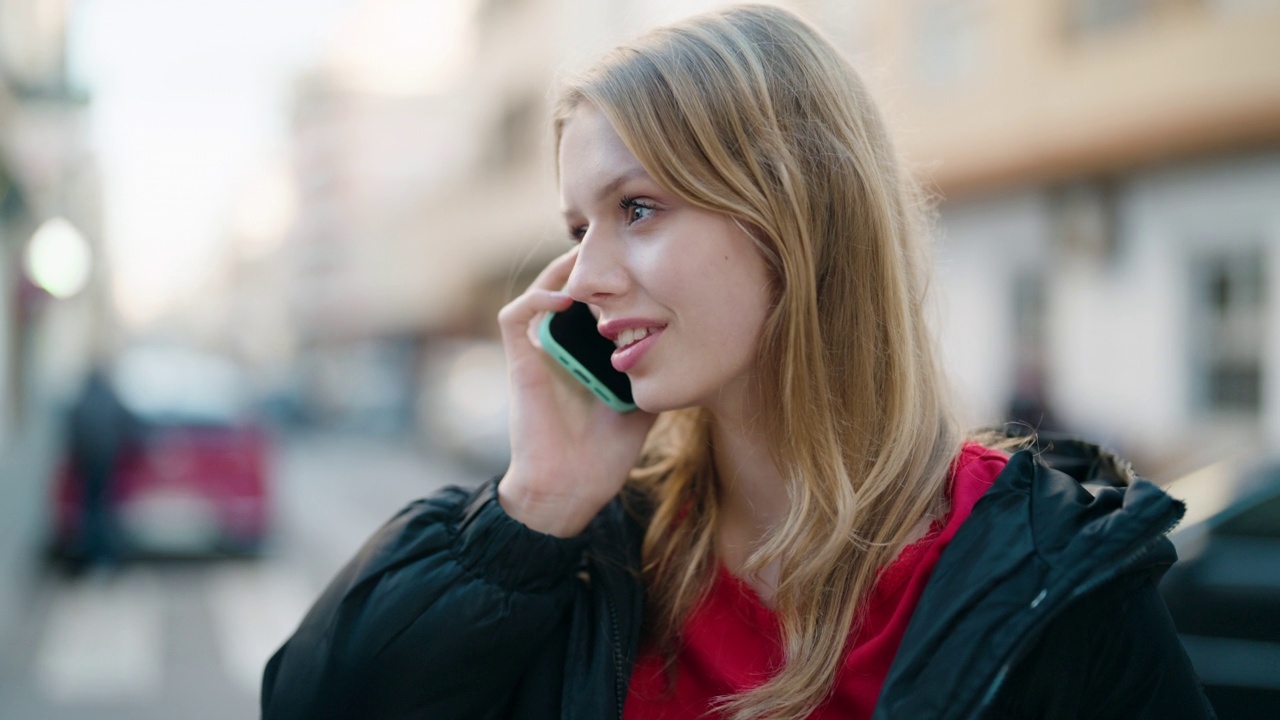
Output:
[558, 107, 648, 204]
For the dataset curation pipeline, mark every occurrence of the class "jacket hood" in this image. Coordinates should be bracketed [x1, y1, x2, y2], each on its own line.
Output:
[874, 437, 1186, 720]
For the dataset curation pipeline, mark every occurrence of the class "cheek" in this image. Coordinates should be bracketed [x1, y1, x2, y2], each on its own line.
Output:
[726, 265, 774, 355]
[722, 250, 774, 313]
[639, 215, 773, 331]
[697, 262, 771, 347]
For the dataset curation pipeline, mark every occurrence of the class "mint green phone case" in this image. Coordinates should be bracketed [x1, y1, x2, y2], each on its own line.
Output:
[538, 312, 638, 413]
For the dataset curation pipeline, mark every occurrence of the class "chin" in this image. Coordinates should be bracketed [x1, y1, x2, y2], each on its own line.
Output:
[629, 381, 701, 415]
[630, 395, 672, 414]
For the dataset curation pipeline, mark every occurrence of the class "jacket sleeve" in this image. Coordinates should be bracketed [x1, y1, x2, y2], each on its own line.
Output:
[260, 478, 588, 720]
[993, 573, 1219, 720]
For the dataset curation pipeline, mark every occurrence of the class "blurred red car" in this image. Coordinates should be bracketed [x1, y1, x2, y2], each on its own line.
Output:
[51, 347, 272, 559]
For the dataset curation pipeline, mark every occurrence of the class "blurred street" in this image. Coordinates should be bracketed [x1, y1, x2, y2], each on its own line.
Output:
[0, 1, 1277, 717]
[0, 430, 485, 720]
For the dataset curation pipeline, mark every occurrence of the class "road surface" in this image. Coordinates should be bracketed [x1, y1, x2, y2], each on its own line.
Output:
[0, 431, 485, 720]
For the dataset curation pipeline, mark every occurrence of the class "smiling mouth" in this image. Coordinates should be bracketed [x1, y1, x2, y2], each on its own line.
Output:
[614, 326, 663, 349]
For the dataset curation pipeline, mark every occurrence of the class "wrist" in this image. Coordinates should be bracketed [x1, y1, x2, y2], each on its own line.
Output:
[497, 472, 601, 538]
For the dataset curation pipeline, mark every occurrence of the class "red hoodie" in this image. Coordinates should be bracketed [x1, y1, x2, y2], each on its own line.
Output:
[624, 443, 1009, 719]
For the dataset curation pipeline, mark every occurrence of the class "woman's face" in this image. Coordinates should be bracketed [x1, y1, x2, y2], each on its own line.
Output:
[558, 105, 773, 415]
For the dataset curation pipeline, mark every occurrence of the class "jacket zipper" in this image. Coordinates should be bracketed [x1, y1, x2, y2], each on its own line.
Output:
[604, 587, 625, 720]
[970, 511, 1182, 718]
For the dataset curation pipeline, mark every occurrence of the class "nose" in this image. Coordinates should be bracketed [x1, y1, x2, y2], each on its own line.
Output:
[563, 227, 628, 304]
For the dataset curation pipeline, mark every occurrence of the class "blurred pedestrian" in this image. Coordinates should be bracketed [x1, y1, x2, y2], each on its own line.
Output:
[262, 5, 1215, 719]
[66, 363, 140, 573]
[1006, 365, 1061, 434]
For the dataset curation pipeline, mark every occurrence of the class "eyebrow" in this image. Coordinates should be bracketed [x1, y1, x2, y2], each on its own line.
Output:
[561, 165, 653, 217]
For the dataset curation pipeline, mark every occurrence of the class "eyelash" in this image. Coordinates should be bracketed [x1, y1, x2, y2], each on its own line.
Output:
[567, 197, 657, 242]
[619, 196, 656, 224]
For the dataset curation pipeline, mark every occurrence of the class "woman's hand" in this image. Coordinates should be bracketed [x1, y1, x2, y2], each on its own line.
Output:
[496, 248, 657, 537]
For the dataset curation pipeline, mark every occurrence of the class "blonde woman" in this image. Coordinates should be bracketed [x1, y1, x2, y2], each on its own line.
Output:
[262, 5, 1214, 719]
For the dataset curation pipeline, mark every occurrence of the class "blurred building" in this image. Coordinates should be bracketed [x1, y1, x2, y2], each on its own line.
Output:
[274, 0, 1279, 475]
[832, 0, 1280, 477]
[281, 0, 784, 433]
[284, 68, 478, 429]
[0, 0, 103, 648]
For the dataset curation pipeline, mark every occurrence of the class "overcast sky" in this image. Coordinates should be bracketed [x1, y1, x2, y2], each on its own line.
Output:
[69, 0, 354, 326]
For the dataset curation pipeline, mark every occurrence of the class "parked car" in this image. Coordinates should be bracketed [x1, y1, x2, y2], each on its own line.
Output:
[1160, 457, 1280, 720]
[51, 347, 272, 561]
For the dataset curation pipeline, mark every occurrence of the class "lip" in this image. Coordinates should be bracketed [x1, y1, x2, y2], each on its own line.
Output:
[611, 327, 663, 373]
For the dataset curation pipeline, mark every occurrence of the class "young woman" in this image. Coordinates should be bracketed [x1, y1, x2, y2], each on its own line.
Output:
[261, 5, 1215, 719]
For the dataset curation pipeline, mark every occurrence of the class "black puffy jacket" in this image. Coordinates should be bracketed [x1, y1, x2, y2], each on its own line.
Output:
[261, 440, 1217, 719]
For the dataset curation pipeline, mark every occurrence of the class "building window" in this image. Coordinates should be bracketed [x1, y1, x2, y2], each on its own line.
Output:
[1067, 0, 1150, 32]
[912, 0, 988, 88]
[1065, 0, 1203, 36]
[1208, 0, 1280, 16]
[478, 0, 523, 22]
[1195, 248, 1267, 414]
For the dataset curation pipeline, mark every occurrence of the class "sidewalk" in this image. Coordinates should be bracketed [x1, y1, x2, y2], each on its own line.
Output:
[0, 406, 61, 654]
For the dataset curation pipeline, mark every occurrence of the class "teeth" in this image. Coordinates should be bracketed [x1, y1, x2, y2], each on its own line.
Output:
[616, 327, 657, 348]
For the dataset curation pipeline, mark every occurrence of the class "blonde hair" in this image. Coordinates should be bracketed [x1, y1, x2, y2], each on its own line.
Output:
[554, 5, 961, 719]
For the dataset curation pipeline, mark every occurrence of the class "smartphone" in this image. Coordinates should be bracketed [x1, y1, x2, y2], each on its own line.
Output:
[538, 301, 637, 413]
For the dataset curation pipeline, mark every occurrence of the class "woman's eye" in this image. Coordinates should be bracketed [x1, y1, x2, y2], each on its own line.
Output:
[620, 197, 656, 225]
[568, 224, 587, 243]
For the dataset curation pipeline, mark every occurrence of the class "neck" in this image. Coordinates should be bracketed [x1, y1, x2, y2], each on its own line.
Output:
[708, 395, 789, 603]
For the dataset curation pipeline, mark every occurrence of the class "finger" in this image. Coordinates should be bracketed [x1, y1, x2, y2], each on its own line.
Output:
[498, 288, 573, 355]
[501, 248, 578, 356]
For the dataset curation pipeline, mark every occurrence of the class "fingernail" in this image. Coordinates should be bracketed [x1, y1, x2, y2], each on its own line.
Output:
[550, 291, 572, 304]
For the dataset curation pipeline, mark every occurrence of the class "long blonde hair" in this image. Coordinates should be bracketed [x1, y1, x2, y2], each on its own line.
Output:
[554, 5, 961, 719]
